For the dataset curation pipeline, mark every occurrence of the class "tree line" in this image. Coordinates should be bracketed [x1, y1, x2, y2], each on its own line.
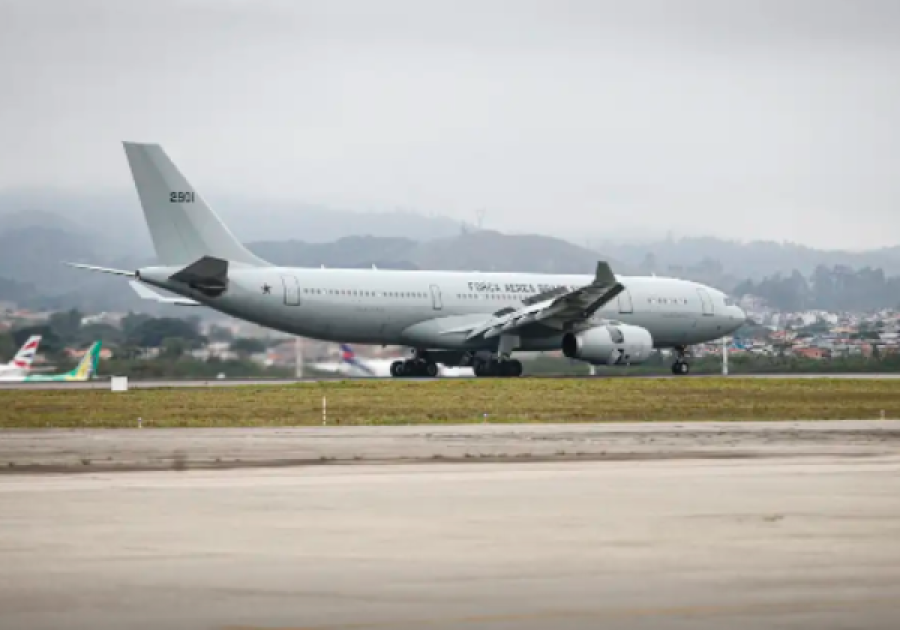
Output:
[733, 265, 900, 312]
[0, 310, 274, 370]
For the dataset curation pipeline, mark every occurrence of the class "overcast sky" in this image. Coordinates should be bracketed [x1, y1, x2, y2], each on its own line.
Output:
[3, 0, 900, 249]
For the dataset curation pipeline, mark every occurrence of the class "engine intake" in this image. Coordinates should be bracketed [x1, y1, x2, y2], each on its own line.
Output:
[562, 324, 653, 365]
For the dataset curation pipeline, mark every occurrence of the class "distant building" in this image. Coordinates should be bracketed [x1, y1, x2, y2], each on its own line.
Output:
[794, 347, 829, 360]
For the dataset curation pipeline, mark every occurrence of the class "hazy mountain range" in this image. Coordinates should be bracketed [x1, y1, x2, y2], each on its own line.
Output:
[3, 192, 900, 313]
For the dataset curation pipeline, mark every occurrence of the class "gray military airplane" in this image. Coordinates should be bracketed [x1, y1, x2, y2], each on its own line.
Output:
[69, 143, 746, 378]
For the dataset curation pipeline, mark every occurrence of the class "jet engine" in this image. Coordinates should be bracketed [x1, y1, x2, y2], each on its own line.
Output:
[561, 324, 653, 366]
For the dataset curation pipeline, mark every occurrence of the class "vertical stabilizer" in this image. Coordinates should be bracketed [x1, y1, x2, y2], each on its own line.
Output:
[122, 142, 271, 267]
[10, 335, 41, 369]
[68, 341, 102, 381]
[340, 344, 375, 376]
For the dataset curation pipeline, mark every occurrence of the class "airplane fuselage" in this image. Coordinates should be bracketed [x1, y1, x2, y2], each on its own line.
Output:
[138, 266, 745, 352]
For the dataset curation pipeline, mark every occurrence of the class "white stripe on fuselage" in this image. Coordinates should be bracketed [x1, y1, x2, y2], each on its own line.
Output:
[138, 266, 744, 350]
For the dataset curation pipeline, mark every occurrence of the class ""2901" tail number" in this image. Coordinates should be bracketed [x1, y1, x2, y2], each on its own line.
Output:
[170, 192, 195, 203]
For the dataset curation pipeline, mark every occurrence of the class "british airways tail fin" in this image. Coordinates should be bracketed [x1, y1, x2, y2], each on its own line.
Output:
[121, 142, 271, 268]
[10, 335, 41, 369]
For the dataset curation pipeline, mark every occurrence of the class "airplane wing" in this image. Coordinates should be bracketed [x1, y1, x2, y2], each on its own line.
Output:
[129, 281, 201, 306]
[64, 262, 136, 277]
[447, 261, 625, 341]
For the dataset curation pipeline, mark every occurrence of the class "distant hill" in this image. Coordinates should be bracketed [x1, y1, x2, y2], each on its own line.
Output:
[4, 205, 900, 314]
[0, 190, 473, 256]
[0, 218, 625, 312]
[250, 236, 420, 269]
[598, 236, 900, 282]
[413, 230, 621, 273]
[249, 230, 624, 274]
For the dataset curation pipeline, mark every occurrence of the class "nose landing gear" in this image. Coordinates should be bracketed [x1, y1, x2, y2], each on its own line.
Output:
[671, 346, 691, 375]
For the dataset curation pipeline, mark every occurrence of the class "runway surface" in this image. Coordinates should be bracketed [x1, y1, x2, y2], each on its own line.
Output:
[3, 371, 900, 389]
[1, 453, 899, 630]
[2, 419, 899, 472]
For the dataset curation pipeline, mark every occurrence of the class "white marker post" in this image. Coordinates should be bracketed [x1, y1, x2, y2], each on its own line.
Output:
[722, 336, 729, 376]
[322, 396, 327, 425]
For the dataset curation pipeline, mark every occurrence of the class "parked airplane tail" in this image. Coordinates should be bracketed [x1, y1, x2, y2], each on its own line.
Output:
[121, 142, 271, 268]
[68, 341, 102, 381]
[340, 344, 376, 376]
[10, 335, 41, 369]
[23, 341, 102, 383]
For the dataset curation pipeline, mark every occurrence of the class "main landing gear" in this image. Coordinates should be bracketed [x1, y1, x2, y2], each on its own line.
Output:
[390, 358, 439, 378]
[389, 349, 524, 378]
[390, 348, 440, 378]
[473, 358, 523, 378]
[671, 346, 691, 375]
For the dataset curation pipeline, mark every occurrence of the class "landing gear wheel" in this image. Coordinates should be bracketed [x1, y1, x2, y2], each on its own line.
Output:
[671, 361, 690, 375]
[474, 359, 522, 377]
[506, 359, 523, 377]
[390, 360, 405, 378]
[474, 360, 496, 377]
[425, 362, 439, 378]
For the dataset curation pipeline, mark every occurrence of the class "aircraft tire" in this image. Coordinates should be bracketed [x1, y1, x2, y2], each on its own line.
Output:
[425, 362, 439, 378]
[671, 361, 690, 375]
[390, 360, 405, 378]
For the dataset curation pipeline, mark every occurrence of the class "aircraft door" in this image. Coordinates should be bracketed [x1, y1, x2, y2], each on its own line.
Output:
[697, 288, 714, 316]
[430, 284, 443, 310]
[281, 275, 301, 306]
[617, 289, 633, 314]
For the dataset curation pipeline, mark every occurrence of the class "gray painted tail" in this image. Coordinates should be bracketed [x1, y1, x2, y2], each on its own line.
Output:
[122, 142, 270, 267]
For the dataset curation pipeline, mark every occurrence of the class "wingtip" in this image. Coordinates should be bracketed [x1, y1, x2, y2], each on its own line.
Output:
[594, 260, 616, 283]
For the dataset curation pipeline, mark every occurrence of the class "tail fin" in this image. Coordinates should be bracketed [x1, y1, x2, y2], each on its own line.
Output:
[68, 341, 102, 381]
[122, 142, 271, 268]
[340, 344, 375, 376]
[11, 335, 41, 370]
[340, 344, 356, 362]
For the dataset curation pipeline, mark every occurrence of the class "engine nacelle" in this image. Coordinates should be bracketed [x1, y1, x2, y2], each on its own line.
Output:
[561, 324, 654, 366]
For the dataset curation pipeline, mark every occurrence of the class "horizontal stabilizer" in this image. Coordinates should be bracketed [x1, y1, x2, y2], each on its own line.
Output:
[65, 262, 136, 277]
[169, 255, 229, 296]
[129, 281, 200, 306]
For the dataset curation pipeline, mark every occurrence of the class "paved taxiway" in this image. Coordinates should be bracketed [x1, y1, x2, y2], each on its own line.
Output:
[3, 372, 900, 389]
[1, 453, 899, 630]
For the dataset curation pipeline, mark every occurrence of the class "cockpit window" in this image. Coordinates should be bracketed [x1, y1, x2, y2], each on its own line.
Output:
[723, 296, 735, 307]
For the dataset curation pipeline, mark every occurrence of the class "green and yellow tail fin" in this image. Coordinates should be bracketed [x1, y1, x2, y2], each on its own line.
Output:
[68, 341, 102, 381]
